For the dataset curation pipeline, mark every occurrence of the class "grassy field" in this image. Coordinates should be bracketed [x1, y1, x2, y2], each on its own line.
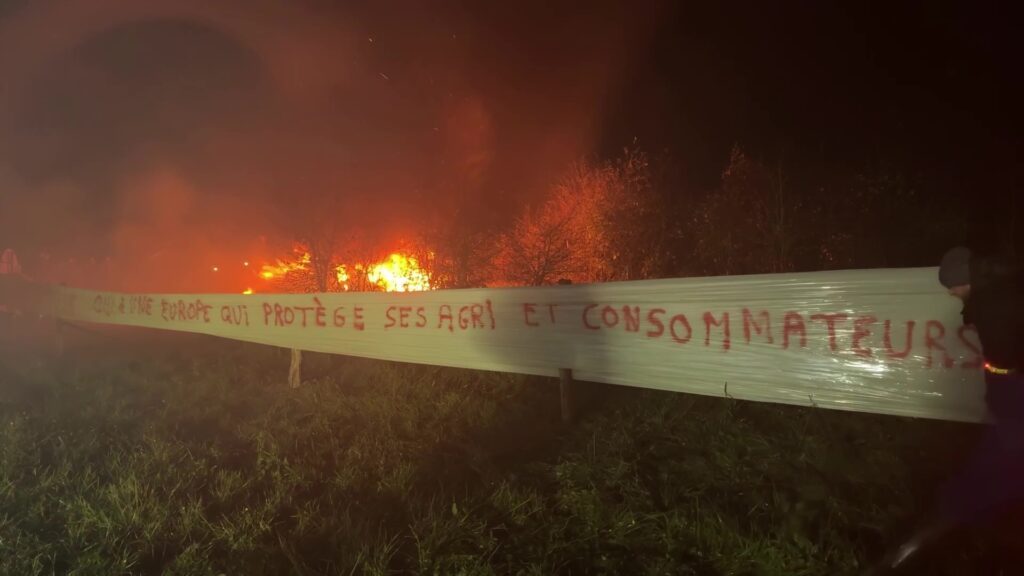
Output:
[0, 327, 1013, 575]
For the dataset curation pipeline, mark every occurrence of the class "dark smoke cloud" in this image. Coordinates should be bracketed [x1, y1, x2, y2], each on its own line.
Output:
[0, 0, 661, 290]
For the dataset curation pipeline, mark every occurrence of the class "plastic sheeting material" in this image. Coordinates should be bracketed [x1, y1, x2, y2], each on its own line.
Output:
[47, 267, 987, 422]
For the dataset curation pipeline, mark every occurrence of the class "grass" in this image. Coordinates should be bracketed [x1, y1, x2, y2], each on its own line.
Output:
[0, 331, 1010, 575]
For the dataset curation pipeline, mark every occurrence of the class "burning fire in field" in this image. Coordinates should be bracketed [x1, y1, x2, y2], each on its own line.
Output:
[335, 264, 352, 291]
[361, 253, 431, 292]
[260, 250, 311, 280]
[253, 244, 431, 293]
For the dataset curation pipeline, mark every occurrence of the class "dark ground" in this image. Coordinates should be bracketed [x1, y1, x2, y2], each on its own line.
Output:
[1, 316, 1021, 575]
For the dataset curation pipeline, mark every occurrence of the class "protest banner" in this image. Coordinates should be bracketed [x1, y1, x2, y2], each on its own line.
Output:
[46, 267, 986, 422]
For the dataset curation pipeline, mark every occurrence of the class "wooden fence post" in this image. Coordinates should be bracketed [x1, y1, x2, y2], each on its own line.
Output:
[555, 278, 575, 424]
[288, 348, 302, 388]
[559, 368, 575, 424]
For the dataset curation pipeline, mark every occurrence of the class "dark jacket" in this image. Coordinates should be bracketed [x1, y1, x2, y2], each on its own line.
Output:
[961, 254, 1024, 371]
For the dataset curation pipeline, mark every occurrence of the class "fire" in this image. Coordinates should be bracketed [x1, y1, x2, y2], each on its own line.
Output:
[333, 253, 430, 292]
[336, 264, 350, 291]
[242, 288, 254, 295]
[365, 253, 431, 292]
[260, 250, 310, 280]
[258, 244, 431, 293]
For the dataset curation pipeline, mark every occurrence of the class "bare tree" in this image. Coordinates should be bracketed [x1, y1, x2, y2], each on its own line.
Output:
[272, 193, 346, 389]
[269, 192, 346, 294]
[689, 145, 799, 276]
[493, 201, 579, 285]
[421, 208, 498, 289]
[494, 145, 668, 285]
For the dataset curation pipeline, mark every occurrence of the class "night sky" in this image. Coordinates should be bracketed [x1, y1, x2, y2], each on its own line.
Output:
[602, 2, 1021, 195]
[0, 0, 1020, 281]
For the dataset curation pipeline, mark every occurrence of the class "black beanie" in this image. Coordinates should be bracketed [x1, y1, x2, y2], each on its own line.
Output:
[939, 246, 972, 288]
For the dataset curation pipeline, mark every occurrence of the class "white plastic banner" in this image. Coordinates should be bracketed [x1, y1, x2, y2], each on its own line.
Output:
[47, 267, 987, 422]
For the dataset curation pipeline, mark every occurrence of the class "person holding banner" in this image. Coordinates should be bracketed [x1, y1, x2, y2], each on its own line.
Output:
[870, 247, 1024, 573]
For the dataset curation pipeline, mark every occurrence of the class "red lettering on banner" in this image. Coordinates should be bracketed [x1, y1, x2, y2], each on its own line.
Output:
[295, 305, 316, 327]
[471, 304, 485, 329]
[958, 325, 983, 369]
[385, 306, 418, 329]
[486, 300, 496, 329]
[703, 311, 730, 350]
[742, 309, 773, 344]
[94, 295, 110, 316]
[222, 304, 250, 326]
[221, 305, 246, 326]
[391, 303, 484, 332]
[523, 303, 539, 327]
[274, 303, 295, 326]
[313, 298, 327, 327]
[884, 320, 915, 359]
[602, 305, 619, 328]
[669, 314, 692, 344]
[583, 304, 600, 330]
[67, 293, 991, 373]
[783, 312, 807, 349]
[438, 305, 454, 332]
[290, 305, 304, 325]
[161, 299, 211, 323]
[623, 306, 641, 333]
[811, 313, 848, 352]
[127, 295, 153, 315]
[925, 320, 954, 368]
[646, 308, 666, 337]
[852, 316, 876, 357]
[326, 305, 362, 330]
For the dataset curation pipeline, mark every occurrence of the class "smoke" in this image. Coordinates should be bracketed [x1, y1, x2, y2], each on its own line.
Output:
[0, 0, 661, 290]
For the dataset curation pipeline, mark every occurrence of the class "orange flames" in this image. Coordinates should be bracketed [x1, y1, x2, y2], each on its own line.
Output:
[260, 250, 311, 280]
[257, 245, 430, 293]
[361, 253, 431, 292]
[335, 264, 353, 291]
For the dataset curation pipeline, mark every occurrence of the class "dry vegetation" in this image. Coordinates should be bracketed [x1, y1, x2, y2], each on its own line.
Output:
[2, 330, 1016, 575]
